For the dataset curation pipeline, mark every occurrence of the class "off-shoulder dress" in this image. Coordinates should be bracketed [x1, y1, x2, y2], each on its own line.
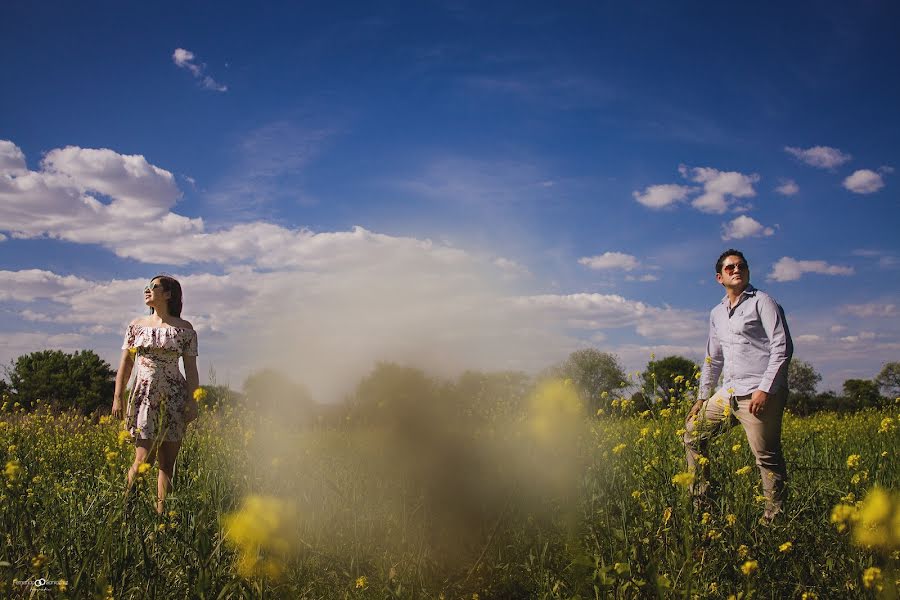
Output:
[121, 324, 198, 442]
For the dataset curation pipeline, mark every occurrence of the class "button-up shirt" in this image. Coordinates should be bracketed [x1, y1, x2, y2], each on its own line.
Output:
[698, 284, 793, 399]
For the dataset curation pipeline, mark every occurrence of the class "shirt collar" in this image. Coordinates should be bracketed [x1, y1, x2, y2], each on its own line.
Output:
[720, 284, 757, 306]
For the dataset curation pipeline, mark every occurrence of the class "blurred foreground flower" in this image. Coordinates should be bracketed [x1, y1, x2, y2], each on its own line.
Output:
[831, 487, 900, 551]
[223, 495, 299, 579]
[528, 379, 583, 444]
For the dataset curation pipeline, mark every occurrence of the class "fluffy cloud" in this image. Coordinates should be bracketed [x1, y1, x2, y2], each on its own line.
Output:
[841, 303, 898, 318]
[843, 169, 885, 194]
[785, 145, 851, 169]
[679, 165, 759, 214]
[0, 141, 201, 254]
[172, 48, 227, 92]
[631, 184, 693, 209]
[578, 252, 639, 271]
[0, 269, 94, 302]
[633, 166, 759, 213]
[720, 215, 775, 241]
[767, 257, 855, 282]
[775, 179, 799, 196]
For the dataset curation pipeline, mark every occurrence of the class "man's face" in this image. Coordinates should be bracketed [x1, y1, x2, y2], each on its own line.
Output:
[716, 255, 749, 289]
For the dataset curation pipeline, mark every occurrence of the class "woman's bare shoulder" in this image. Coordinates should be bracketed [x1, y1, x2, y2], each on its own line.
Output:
[173, 318, 194, 330]
[129, 317, 150, 327]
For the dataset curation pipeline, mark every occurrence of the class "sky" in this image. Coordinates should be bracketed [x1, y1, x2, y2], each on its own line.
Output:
[1, 0, 898, 398]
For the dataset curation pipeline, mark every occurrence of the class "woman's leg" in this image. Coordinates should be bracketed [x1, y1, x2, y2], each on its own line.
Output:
[155, 440, 182, 514]
[127, 440, 157, 488]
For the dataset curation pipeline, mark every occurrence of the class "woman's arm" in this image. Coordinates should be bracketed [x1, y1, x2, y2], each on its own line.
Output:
[112, 349, 134, 419]
[183, 353, 200, 423]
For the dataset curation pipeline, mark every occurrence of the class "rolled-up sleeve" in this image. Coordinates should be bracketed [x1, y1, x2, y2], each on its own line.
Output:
[698, 309, 724, 400]
[757, 295, 793, 394]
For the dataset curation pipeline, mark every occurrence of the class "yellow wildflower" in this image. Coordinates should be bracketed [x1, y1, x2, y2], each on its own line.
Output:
[735, 466, 752, 476]
[778, 541, 793, 553]
[223, 495, 299, 580]
[879, 417, 896, 434]
[831, 504, 858, 533]
[853, 487, 900, 550]
[137, 462, 151, 475]
[725, 514, 737, 526]
[31, 553, 47, 569]
[612, 443, 627, 454]
[740, 560, 758, 576]
[847, 454, 861, 469]
[737, 544, 749, 558]
[355, 576, 367, 589]
[801, 593, 817, 600]
[106, 451, 118, 463]
[731, 443, 742, 453]
[193, 387, 208, 402]
[4, 459, 20, 482]
[672, 472, 695, 487]
[862, 567, 883, 591]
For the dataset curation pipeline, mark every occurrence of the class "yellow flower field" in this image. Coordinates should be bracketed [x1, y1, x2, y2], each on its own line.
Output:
[1, 387, 898, 598]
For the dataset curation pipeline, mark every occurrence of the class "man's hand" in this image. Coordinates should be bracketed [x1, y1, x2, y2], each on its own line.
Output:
[748, 389, 769, 417]
[687, 399, 705, 421]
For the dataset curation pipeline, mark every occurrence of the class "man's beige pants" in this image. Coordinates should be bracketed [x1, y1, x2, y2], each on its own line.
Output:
[683, 387, 787, 519]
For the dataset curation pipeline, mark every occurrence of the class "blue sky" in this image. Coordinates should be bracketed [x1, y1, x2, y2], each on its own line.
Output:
[1, 1, 898, 397]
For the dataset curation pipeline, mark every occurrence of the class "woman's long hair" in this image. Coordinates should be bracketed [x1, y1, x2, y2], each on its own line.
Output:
[149, 275, 183, 317]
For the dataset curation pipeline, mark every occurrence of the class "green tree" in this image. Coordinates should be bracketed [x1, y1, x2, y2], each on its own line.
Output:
[875, 361, 900, 399]
[242, 369, 314, 423]
[641, 355, 698, 405]
[841, 379, 883, 410]
[548, 349, 628, 412]
[7, 349, 115, 414]
[350, 362, 440, 425]
[452, 370, 531, 422]
[787, 360, 823, 415]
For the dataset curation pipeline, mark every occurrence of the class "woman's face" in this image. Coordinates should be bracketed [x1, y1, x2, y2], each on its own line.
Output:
[144, 278, 170, 309]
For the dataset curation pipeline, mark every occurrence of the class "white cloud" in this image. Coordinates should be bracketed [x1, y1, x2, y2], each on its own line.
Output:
[678, 165, 759, 214]
[172, 48, 227, 92]
[631, 184, 693, 209]
[830, 325, 847, 333]
[0, 140, 27, 174]
[721, 215, 775, 241]
[0, 269, 94, 302]
[625, 274, 659, 282]
[775, 179, 799, 196]
[578, 252, 639, 271]
[493, 257, 531, 278]
[840, 331, 877, 343]
[784, 145, 851, 169]
[795, 334, 822, 343]
[843, 169, 885, 194]
[842, 303, 898, 318]
[767, 257, 855, 282]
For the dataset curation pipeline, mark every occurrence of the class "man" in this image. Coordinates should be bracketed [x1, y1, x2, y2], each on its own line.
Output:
[684, 249, 793, 521]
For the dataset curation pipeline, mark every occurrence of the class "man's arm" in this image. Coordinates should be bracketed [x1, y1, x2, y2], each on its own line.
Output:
[748, 295, 792, 416]
[691, 311, 723, 418]
[698, 310, 724, 401]
[756, 295, 792, 394]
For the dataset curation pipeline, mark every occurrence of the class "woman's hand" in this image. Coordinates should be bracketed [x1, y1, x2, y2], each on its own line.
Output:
[184, 398, 199, 424]
[112, 397, 124, 419]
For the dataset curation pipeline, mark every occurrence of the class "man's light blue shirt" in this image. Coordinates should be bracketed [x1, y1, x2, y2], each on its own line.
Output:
[698, 284, 793, 400]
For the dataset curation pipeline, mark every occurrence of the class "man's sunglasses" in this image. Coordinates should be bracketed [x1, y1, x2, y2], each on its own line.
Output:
[722, 262, 748, 273]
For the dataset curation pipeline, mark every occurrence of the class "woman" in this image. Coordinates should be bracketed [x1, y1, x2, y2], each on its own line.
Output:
[112, 275, 199, 514]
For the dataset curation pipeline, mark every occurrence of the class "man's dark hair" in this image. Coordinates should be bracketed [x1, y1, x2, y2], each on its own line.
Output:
[715, 249, 748, 274]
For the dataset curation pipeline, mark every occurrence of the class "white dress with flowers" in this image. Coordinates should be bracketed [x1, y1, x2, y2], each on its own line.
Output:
[122, 325, 198, 442]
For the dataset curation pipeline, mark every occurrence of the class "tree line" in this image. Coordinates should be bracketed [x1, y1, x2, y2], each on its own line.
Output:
[1, 348, 898, 419]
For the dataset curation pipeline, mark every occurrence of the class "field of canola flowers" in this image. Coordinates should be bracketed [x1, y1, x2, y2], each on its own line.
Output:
[1, 382, 899, 599]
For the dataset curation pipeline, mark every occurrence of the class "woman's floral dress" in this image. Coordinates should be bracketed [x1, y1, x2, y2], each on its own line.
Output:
[122, 325, 198, 442]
